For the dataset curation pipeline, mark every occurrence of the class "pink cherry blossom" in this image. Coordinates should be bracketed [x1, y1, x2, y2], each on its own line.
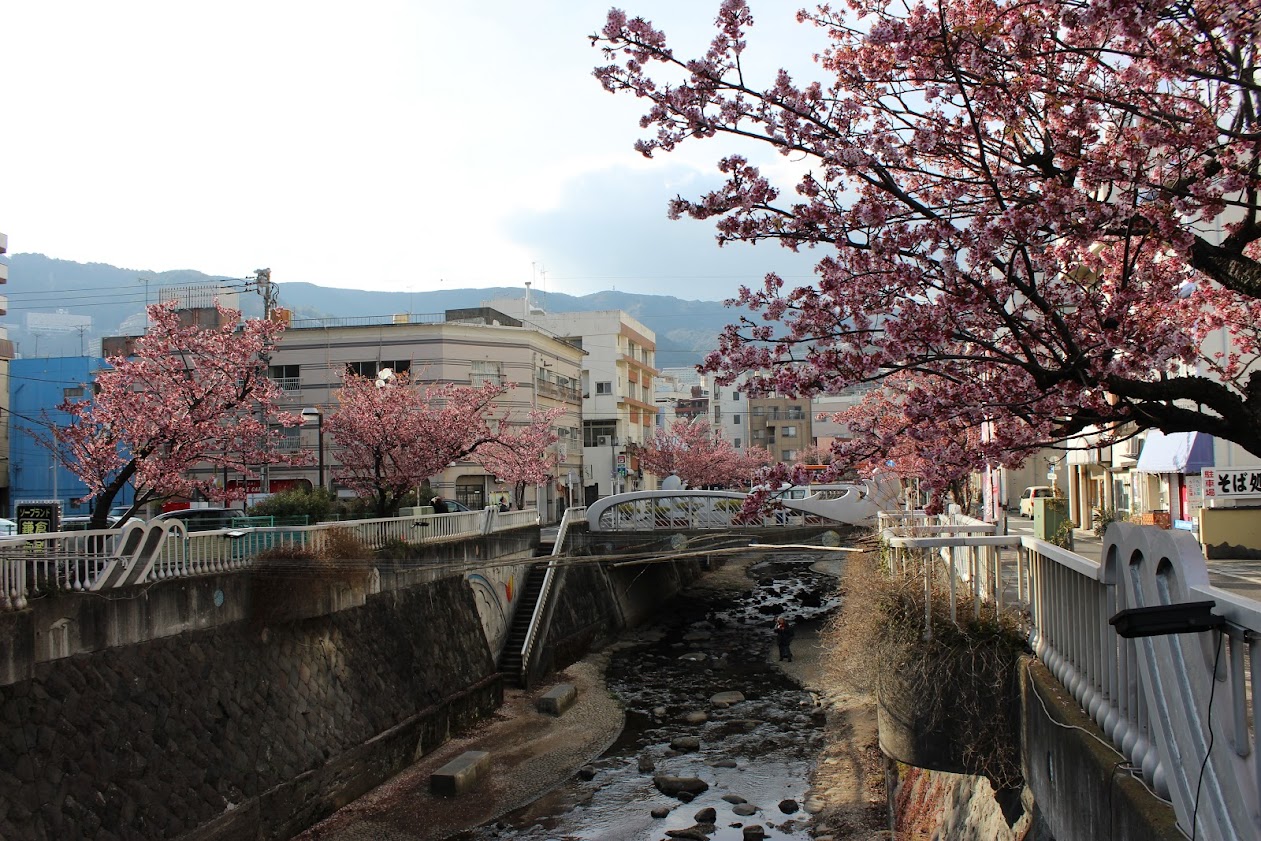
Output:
[595, 0, 1261, 486]
[51, 301, 305, 529]
[326, 372, 560, 516]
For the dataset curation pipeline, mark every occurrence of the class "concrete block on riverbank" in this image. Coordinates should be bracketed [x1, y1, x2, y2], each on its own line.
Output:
[430, 750, 491, 795]
[537, 682, 577, 715]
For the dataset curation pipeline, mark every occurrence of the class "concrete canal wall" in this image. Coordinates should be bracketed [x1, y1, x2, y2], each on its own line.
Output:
[0, 527, 709, 841]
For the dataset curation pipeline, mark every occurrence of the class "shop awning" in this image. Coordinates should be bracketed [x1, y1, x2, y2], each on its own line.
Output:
[1135, 431, 1214, 474]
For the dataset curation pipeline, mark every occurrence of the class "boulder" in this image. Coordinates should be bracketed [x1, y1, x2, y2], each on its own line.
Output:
[653, 775, 710, 797]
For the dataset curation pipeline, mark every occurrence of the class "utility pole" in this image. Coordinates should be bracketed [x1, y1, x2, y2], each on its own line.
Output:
[254, 268, 276, 320]
[252, 268, 276, 495]
[138, 276, 152, 331]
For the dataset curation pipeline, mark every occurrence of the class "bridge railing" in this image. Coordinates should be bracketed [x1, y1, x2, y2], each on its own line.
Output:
[0, 507, 540, 607]
[882, 515, 1260, 841]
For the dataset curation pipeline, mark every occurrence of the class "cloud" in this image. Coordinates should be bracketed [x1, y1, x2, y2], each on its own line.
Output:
[503, 161, 821, 302]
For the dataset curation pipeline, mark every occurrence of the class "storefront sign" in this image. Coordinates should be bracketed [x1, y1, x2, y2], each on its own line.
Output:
[1202, 469, 1261, 499]
[15, 501, 61, 546]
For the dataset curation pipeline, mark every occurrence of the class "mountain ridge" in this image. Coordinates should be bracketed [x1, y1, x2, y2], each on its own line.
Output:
[2, 253, 748, 368]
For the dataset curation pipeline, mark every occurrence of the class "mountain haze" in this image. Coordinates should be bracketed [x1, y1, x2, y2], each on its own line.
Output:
[2, 254, 751, 369]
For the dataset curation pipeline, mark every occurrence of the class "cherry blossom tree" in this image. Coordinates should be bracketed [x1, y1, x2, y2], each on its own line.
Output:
[50, 301, 303, 529]
[828, 372, 987, 513]
[639, 418, 753, 488]
[474, 408, 564, 510]
[594, 0, 1261, 474]
[326, 372, 560, 517]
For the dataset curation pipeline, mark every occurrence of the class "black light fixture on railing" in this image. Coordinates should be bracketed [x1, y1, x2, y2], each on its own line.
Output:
[1109, 601, 1225, 638]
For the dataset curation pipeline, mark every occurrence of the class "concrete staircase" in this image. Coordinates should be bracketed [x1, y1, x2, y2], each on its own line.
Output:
[498, 562, 549, 687]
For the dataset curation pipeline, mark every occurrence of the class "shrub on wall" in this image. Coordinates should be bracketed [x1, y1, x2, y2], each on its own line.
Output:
[247, 487, 336, 524]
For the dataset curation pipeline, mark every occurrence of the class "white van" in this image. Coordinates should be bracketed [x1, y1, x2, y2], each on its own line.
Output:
[1018, 486, 1059, 518]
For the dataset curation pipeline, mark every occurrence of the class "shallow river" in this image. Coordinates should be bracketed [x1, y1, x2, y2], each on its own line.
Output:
[459, 553, 841, 841]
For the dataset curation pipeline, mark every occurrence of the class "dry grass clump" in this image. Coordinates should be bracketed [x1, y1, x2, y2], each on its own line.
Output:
[824, 536, 1026, 789]
[249, 528, 374, 626]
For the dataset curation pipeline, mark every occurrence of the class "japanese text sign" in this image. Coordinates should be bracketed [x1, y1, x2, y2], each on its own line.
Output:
[1202, 469, 1261, 499]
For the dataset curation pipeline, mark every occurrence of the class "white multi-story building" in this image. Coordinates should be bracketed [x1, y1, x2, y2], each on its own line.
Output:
[486, 292, 657, 501]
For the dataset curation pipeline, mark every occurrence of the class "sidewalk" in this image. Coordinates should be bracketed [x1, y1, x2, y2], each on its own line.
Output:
[1004, 517, 1261, 600]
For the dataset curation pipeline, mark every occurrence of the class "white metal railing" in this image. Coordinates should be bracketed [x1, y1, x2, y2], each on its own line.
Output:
[882, 515, 1261, 841]
[586, 481, 902, 533]
[0, 528, 127, 608]
[518, 505, 588, 684]
[0, 507, 540, 607]
[494, 508, 542, 531]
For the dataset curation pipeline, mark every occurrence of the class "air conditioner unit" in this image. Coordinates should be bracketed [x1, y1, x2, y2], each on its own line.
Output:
[597, 436, 612, 447]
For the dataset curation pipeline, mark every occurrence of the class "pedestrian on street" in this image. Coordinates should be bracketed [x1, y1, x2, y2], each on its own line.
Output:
[431, 496, 449, 514]
[774, 616, 795, 662]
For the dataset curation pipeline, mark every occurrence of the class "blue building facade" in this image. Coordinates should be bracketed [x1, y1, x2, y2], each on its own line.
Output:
[8, 356, 133, 518]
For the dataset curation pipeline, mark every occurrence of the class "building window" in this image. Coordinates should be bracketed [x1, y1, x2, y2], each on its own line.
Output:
[274, 426, 301, 452]
[584, 421, 617, 447]
[347, 360, 411, 379]
[63, 387, 85, 400]
[732, 414, 741, 425]
[782, 449, 798, 461]
[471, 360, 503, 387]
[268, 364, 300, 391]
[596, 381, 613, 395]
[782, 426, 798, 438]
[734, 438, 742, 449]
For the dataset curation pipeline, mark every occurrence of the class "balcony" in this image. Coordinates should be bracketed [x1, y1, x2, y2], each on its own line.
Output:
[536, 378, 581, 404]
[270, 376, 302, 393]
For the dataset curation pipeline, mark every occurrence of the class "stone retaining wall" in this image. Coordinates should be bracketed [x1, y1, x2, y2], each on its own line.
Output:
[0, 575, 500, 841]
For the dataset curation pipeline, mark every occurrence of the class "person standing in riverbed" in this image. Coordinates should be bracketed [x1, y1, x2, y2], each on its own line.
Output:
[774, 616, 795, 662]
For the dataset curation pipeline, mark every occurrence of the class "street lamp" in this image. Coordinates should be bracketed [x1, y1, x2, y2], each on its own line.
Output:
[301, 408, 325, 492]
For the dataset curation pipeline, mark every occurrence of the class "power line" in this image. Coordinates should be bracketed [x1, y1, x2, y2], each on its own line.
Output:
[1, 277, 252, 300]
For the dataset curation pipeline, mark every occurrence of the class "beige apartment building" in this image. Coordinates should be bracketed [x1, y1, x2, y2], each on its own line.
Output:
[102, 300, 588, 520]
[747, 394, 813, 463]
[257, 307, 583, 519]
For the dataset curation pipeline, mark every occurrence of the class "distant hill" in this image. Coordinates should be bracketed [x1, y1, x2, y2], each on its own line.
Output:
[2, 254, 751, 369]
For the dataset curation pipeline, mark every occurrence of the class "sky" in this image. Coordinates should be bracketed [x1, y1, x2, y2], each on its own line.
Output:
[0, 0, 829, 302]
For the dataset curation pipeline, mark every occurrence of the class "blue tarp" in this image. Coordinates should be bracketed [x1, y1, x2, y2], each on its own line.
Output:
[1135, 431, 1214, 474]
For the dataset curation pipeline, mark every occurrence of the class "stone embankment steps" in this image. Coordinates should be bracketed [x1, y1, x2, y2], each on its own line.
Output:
[497, 562, 549, 686]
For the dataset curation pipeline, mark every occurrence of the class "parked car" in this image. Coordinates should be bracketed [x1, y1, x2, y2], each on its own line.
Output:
[445, 499, 473, 512]
[150, 507, 240, 532]
[0, 517, 17, 535]
[1018, 486, 1060, 518]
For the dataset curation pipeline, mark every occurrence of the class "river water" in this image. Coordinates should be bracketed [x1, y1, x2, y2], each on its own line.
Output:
[459, 553, 841, 841]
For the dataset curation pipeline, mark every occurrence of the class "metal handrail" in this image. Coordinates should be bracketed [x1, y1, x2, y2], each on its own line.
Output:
[518, 505, 588, 685]
[0, 507, 541, 607]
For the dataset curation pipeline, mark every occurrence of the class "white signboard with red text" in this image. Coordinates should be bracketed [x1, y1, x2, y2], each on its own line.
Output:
[1202, 469, 1261, 500]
